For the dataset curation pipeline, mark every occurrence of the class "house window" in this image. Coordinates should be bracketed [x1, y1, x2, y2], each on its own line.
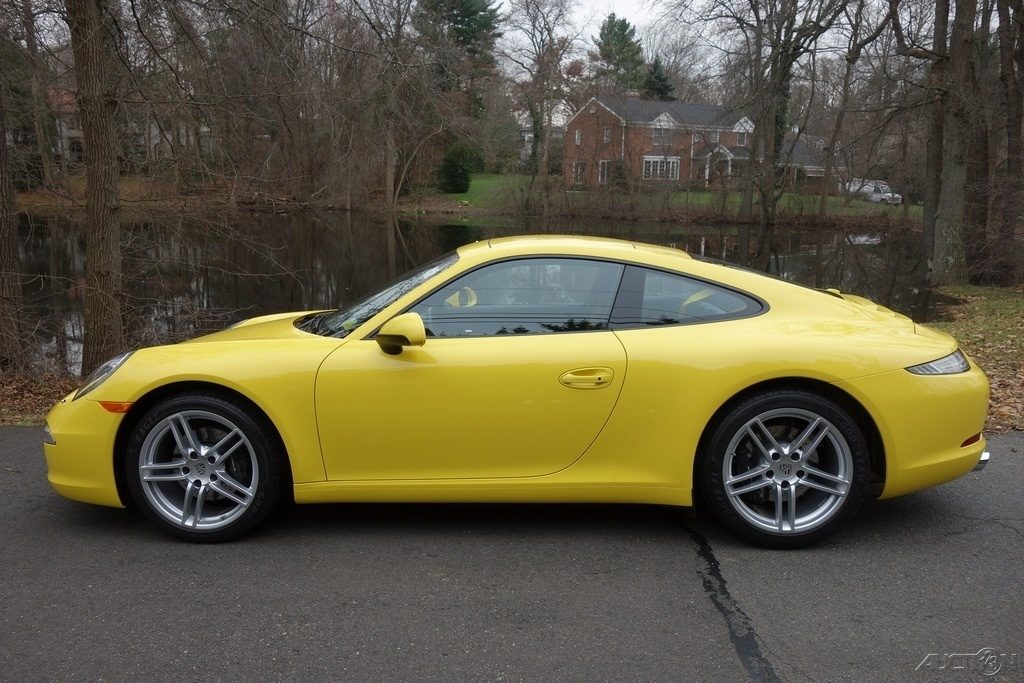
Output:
[709, 131, 720, 143]
[642, 156, 680, 180]
[693, 132, 703, 144]
[598, 160, 610, 185]
[574, 130, 581, 145]
[737, 131, 747, 146]
[653, 128, 670, 145]
[603, 127, 612, 144]
[573, 161, 587, 184]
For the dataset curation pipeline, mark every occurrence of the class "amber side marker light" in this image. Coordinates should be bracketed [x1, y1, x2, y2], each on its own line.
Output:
[98, 401, 133, 414]
[961, 433, 982, 447]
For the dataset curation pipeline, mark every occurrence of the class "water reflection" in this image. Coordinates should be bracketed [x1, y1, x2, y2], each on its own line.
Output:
[17, 211, 927, 374]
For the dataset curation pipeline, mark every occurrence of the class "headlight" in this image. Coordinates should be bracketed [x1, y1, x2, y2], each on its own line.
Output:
[75, 352, 133, 400]
[906, 349, 969, 375]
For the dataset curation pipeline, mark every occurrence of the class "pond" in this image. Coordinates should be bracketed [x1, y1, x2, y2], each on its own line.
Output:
[16, 211, 930, 374]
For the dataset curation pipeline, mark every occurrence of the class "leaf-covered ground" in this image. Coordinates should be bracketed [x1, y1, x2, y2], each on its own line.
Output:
[930, 285, 1024, 433]
[0, 375, 78, 425]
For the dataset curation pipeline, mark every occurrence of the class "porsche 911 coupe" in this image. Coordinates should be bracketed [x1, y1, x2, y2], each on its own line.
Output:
[43, 235, 990, 547]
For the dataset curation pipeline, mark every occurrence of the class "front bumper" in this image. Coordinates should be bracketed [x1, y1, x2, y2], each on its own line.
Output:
[43, 393, 125, 508]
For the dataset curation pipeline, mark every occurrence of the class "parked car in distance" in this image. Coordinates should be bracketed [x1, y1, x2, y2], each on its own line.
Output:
[848, 178, 902, 205]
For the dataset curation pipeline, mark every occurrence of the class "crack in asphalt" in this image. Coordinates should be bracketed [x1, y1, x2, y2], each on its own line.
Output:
[688, 526, 781, 683]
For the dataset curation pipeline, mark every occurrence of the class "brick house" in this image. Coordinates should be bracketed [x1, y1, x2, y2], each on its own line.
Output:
[563, 95, 754, 189]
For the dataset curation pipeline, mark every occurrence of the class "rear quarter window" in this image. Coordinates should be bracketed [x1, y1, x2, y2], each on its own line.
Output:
[610, 265, 763, 328]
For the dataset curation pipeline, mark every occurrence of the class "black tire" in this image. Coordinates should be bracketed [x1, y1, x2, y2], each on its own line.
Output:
[124, 391, 286, 542]
[698, 389, 871, 549]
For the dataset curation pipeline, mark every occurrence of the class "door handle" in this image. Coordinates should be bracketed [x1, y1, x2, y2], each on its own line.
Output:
[559, 367, 614, 389]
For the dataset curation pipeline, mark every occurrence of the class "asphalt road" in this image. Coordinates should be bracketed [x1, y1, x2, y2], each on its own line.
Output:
[1, 426, 1021, 682]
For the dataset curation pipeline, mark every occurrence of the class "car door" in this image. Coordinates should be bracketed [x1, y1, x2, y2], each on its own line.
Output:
[314, 257, 628, 481]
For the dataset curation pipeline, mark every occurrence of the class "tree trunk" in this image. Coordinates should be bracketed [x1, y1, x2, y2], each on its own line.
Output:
[923, 0, 950, 283]
[0, 85, 24, 370]
[22, 0, 63, 190]
[933, 0, 975, 286]
[818, 61, 853, 219]
[539, 98, 550, 218]
[965, 14, 993, 283]
[995, 0, 1022, 284]
[66, 0, 125, 373]
[738, 129, 758, 224]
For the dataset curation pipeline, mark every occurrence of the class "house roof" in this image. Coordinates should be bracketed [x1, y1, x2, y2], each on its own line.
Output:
[781, 134, 828, 171]
[727, 146, 751, 160]
[595, 96, 747, 129]
[47, 88, 78, 115]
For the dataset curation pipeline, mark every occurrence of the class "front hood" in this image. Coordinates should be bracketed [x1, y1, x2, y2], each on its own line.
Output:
[185, 311, 329, 343]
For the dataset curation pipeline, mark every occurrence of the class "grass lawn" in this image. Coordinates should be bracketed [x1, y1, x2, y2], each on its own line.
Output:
[930, 285, 1024, 432]
[438, 173, 922, 221]
[448, 174, 512, 205]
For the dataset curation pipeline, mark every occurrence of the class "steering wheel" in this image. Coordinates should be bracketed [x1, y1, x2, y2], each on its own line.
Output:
[444, 286, 478, 308]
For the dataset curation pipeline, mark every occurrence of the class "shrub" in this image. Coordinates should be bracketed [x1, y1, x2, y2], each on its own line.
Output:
[437, 142, 483, 194]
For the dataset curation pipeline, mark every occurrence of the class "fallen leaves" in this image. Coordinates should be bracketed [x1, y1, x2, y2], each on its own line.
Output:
[0, 375, 79, 426]
[930, 285, 1024, 433]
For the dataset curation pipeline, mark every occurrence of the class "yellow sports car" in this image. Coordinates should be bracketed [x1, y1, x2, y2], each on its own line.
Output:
[43, 236, 990, 547]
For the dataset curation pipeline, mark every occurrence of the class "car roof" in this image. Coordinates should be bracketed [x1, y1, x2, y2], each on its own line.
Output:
[457, 235, 692, 261]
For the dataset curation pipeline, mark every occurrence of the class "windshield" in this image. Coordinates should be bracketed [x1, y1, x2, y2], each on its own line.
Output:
[304, 252, 459, 337]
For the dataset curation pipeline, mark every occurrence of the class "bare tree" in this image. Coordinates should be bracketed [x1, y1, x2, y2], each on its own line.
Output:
[816, 0, 891, 218]
[891, 0, 948, 283]
[0, 81, 23, 370]
[20, 0, 63, 190]
[931, 0, 976, 285]
[995, 0, 1022, 283]
[66, 0, 125, 371]
[504, 0, 575, 217]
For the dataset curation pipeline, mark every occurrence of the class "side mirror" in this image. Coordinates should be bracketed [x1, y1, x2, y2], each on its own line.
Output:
[376, 312, 427, 355]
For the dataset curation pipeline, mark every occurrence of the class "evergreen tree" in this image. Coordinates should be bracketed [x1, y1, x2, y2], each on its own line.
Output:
[416, 0, 502, 115]
[591, 14, 645, 90]
[642, 57, 675, 101]
[438, 144, 473, 193]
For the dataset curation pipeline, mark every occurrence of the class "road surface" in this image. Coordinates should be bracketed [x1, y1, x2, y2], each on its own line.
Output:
[1, 426, 1021, 681]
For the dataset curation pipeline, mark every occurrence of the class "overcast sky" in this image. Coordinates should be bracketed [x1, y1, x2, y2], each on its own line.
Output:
[571, 0, 661, 36]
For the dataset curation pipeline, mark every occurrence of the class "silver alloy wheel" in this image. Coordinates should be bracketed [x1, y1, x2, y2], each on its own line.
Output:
[138, 410, 259, 531]
[722, 407, 853, 534]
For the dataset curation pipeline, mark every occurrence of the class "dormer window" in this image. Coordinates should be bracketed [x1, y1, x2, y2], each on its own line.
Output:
[709, 131, 720, 143]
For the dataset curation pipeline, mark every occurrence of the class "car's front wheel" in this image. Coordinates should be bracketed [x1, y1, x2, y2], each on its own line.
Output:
[124, 392, 286, 542]
[699, 389, 871, 548]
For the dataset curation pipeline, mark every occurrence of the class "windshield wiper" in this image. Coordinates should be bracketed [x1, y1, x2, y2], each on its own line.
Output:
[297, 311, 329, 335]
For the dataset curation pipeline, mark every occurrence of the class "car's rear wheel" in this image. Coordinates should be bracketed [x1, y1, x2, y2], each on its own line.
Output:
[124, 392, 285, 542]
[699, 389, 871, 548]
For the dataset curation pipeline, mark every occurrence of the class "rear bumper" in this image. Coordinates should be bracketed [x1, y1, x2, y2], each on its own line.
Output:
[834, 364, 990, 499]
[973, 450, 990, 472]
[43, 394, 125, 508]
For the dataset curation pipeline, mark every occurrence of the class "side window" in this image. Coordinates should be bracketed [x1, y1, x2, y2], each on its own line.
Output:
[410, 258, 624, 338]
[611, 265, 762, 327]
